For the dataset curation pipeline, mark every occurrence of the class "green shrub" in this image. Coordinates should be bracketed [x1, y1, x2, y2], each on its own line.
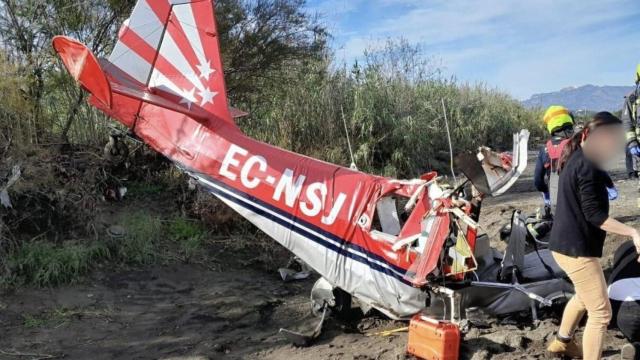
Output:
[167, 217, 206, 240]
[7, 240, 109, 287]
[2, 211, 216, 288]
[115, 213, 163, 265]
[167, 217, 207, 259]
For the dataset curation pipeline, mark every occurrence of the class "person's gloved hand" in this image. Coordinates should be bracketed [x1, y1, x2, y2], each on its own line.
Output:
[542, 192, 551, 206]
[607, 186, 618, 201]
[630, 146, 640, 157]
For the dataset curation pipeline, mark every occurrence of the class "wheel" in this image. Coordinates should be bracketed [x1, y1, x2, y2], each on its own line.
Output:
[310, 277, 353, 319]
[330, 287, 352, 318]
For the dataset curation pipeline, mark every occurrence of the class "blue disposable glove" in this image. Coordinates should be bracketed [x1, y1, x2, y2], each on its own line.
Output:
[607, 186, 618, 201]
[542, 192, 551, 206]
[630, 146, 640, 157]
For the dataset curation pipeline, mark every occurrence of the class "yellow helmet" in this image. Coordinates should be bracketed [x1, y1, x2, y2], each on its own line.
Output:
[543, 105, 574, 134]
[636, 63, 640, 83]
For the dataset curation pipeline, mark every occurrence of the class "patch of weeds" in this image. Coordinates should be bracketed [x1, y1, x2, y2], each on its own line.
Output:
[115, 212, 163, 265]
[6, 211, 212, 288]
[8, 241, 109, 287]
[168, 217, 206, 240]
[111, 213, 210, 263]
[179, 236, 203, 259]
[167, 217, 207, 260]
[22, 313, 49, 328]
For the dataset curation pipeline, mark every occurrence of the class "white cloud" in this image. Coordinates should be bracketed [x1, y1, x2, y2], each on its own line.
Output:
[323, 0, 640, 98]
[307, 0, 365, 18]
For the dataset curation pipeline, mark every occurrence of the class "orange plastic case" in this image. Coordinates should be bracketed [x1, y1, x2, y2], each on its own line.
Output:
[407, 315, 460, 360]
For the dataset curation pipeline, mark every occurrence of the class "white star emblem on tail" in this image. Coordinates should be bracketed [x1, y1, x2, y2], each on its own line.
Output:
[179, 87, 197, 109]
[197, 60, 215, 81]
[198, 87, 218, 106]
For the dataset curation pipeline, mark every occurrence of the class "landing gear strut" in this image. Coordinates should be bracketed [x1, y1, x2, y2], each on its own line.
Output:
[279, 277, 354, 346]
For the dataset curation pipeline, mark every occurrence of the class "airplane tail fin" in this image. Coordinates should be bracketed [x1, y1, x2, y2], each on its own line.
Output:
[53, 0, 239, 128]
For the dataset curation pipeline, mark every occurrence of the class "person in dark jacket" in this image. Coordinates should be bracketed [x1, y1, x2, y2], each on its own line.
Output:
[534, 105, 574, 215]
[622, 64, 640, 179]
[546, 112, 640, 360]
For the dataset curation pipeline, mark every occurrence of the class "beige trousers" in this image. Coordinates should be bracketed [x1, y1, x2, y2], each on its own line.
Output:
[552, 251, 612, 360]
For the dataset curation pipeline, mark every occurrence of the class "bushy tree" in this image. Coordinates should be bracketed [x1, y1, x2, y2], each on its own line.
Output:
[0, 0, 134, 143]
[0, 0, 326, 145]
[216, 0, 327, 99]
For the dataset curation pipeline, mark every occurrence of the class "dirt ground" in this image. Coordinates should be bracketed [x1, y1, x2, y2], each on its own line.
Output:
[1, 155, 639, 360]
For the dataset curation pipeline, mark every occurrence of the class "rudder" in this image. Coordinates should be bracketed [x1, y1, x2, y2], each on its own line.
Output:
[108, 0, 235, 127]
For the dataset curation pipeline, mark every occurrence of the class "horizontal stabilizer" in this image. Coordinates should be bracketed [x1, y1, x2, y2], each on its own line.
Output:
[53, 36, 112, 108]
[53, 36, 214, 123]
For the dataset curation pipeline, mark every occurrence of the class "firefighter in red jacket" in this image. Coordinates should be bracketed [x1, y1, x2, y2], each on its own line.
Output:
[534, 105, 575, 215]
[622, 64, 640, 180]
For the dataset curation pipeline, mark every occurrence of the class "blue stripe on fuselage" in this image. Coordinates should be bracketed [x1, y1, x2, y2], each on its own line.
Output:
[190, 171, 412, 286]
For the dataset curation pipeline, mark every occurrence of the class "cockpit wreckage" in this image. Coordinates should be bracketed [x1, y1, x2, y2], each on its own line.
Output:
[53, 0, 573, 349]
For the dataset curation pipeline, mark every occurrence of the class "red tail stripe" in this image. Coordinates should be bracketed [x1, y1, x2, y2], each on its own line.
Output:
[144, 0, 172, 25]
[190, 1, 231, 120]
[118, 26, 157, 65]
[119, 25, 201, 97]
[165, 14, 204, 86]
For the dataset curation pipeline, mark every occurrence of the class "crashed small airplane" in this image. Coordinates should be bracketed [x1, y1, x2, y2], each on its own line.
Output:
[53, 0, 572, 327]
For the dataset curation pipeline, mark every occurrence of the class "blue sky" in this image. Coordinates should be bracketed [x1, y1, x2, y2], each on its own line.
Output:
[306, 0, 640, 99]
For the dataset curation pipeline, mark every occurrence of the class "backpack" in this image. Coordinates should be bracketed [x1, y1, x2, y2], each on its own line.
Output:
[544, 138, 571, 209]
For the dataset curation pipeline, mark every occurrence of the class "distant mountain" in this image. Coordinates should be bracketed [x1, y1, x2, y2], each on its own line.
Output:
[522, 84, 634, 112]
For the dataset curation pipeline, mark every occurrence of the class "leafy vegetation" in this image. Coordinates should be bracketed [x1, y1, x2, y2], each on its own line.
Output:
[239, 39, 542, 177]
[7, 240, 109, 286]
[114, 212, 162, 265]
[167, 217, 207, 259]
[0, 0, 543, 287]
[4, 212, 210, 287]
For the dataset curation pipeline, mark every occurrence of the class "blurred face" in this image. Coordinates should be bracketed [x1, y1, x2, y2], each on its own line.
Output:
[582, 124, 625, 168]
